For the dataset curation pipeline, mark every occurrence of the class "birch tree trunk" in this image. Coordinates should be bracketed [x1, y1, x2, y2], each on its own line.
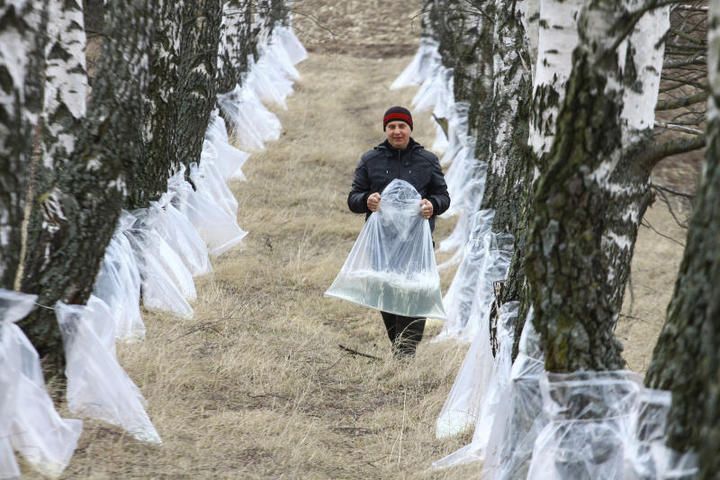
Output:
[20, 0, 155, 368]
[525, 0, 631, 372]
[505, 0, 583, 356]
[176, 0, 223, 167]
[217, 0, 254, 95]
[128, 0, 184, 208]
[645, 4, 720, 465]
[0, 1, 48, 289]
[428, 0, 493, 134]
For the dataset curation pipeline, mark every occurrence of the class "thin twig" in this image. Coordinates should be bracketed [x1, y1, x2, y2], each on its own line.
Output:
[641, 218, 686, 247]
[338, 344, 381, 360]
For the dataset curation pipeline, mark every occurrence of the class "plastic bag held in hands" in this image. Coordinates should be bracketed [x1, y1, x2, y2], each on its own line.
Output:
[325, 179, 446, 319]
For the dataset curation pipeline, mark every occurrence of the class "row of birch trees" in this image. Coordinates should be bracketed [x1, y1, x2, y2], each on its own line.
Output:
[420, 0, 719, 475]
[0, 0, 290, 371]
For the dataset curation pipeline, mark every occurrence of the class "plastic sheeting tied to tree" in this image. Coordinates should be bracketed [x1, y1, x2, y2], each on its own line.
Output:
[93, 211, 145, 342]
[326, 179, 446, 320]
[1, 289, 82, 479]
[434, 301, 520, 467]
[527, 371, 644, 480]
[483, 307, 547, 480]
[56, 298, 162, 445]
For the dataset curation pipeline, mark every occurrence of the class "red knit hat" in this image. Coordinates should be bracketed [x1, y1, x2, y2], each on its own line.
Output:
[383, 106, 413, 130]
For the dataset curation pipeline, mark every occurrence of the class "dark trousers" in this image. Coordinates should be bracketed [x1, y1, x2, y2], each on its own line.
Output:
[381, 312, 426, 357]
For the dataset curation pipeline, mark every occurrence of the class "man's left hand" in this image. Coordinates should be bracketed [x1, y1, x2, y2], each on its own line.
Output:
[420, 199, 434, 219]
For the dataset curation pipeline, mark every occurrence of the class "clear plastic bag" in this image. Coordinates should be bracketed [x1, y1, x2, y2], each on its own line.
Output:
[93, 211, 145, 342]
[274, 26, 308, 65]
[437, 162, 486, 262]
[392, 38, 441, 90]
[326, 179, 446, 319]
[127, 212, 195, 319]
[626, 389, 698, 479]
[436, 210, 496, 341]
[183, 162, 248, 256]
[151, 193, 212, 277]
[56, 299, 162, 445]
[205, 113, 249, 181]
[1, 289, 82, 479]
[527, 371, 643, 480]
[265, 33, 300, 81]
[195, 149, 239, 218]
[413, 65, 451, 114]
[434, 302, 520, 468]
[484, 307, 547, 480]
[217, 84, 282, 151]
[246, 56, 294, 110]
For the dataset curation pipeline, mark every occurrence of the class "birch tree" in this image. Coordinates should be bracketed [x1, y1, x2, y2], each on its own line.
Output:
[175, 0, 223, 167]
[129, 0, 184, 208]
[0, 1, 48, 289]
[645, 3, 720, 469]
[217, 0, 255, 95]
[20, 0, 155, 366]
[525, 0, 668, 372]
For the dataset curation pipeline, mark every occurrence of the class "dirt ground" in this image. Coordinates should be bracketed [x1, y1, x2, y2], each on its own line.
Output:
[33, 2, 693, 478]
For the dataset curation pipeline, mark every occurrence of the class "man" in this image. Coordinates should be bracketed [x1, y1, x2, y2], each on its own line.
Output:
[347, 106, 450, 357]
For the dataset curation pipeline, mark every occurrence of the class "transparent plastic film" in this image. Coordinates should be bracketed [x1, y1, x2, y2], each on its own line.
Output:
[217, 84, 282, 151]
[127, 214, 195, 319]
[527, 370, 643, 480]
[391, 37, 440, 90]
[436, 209, 496, 340]
[93, 214, 145, 342]
[434, 302, 520, 469]
[274, 25, 308, 65]
[205, 113, 249, 181]
[1, 289, 82, 479]
[484, 307, 547, 480]
[185, 162, 248, 256]
[56, 300, 162, 445]
[326, 179, 446, 319]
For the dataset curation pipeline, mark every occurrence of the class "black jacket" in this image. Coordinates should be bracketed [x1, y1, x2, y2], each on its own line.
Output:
[347, 138, 450, 231]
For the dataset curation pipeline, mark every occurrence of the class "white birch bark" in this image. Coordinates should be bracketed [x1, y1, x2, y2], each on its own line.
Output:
[528, 0, 584, 160]
[0, 1, 47, 287]
[42, 0, 88, 168]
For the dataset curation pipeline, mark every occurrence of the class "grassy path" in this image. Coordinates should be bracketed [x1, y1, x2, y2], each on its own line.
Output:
[57, 53, 472, 479]
[52, 8, 686, 477]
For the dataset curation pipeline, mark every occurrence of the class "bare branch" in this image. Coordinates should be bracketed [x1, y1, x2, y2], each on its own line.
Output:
[638, 132, 706, 169]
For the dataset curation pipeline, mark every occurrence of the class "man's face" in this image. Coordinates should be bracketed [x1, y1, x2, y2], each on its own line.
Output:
[385, 121, 411, 150]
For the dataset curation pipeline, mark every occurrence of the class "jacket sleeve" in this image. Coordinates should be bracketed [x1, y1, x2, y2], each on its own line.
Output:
[347, 155, 372, 214]
[427, 154, 450, 217]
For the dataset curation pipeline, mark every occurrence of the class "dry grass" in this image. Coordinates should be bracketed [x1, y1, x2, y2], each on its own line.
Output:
[24, 2, 690, 478]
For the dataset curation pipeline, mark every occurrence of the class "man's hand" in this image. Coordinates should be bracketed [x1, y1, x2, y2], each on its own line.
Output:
[420, 199, 434, 219]
[367, 192, 381, 212]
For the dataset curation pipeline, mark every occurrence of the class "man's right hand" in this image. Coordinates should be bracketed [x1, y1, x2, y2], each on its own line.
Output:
[367, 192, 381, 212]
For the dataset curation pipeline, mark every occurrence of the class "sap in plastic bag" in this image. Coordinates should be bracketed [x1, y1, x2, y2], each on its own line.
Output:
[527, 370, 643, 480]
[325, 179, 446, 319]
[1, 289, 82, 479]
[56, 299, 162, 445]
